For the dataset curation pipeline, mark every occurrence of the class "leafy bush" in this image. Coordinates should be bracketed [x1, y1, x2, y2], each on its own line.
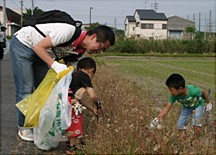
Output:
[108, 36, 215, 54]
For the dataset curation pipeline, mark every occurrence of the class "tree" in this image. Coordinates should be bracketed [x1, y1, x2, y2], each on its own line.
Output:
[185, 26, 196, 40]
[23, 7, 44, 21]
[85, 22, 100, 30]
[112, 28, 124, 37]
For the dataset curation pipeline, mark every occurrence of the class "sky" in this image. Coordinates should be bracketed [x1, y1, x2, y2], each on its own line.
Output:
[2, 0, 216, 31]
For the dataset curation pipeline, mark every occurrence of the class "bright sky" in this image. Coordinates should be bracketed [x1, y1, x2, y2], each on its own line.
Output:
[3, 0, 216, 31]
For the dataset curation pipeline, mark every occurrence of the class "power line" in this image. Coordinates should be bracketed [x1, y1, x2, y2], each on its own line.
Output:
[20, 0, 23, 27]
[8, 0, 20, 8]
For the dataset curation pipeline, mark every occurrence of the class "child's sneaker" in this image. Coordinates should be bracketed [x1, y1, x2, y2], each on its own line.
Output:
[66, 142, 79, 155]
[18, 129, 34, 141]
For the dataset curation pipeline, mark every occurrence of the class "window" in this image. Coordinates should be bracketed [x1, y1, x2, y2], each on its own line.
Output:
[141, 23, 154, 29]
[162, 24, 167, 29]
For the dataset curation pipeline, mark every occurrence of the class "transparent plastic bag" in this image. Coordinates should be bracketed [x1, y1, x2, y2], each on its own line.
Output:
[34, 69, 73, 150]
[16, 66, 74, 127]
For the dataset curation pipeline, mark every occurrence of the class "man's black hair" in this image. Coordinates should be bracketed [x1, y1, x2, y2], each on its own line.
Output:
[87, 25, 115, 46]
[77, 57, 96, 74]
[166, 73, 185, 89]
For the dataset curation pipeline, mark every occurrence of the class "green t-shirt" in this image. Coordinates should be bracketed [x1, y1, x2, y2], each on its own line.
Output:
[169, 85, 206, 108]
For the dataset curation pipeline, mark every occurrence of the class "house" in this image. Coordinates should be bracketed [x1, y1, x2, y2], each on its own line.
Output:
[125, 9, 168, 39]
[125, 16, 136, 37]
[0, 6, 21, 36]
[167, 16, 195, 39]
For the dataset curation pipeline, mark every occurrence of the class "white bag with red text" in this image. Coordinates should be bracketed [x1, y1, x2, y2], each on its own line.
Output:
[33, 70, 73, 151]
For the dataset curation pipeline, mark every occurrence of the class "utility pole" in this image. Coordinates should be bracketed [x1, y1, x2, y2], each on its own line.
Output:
[204, 17, 207, 39]
[209, 10, 211, 33]
[114, 18, 116, 29]
[215, 2, 216, 32]
[198, 12, 201, 32]
[89, 7, 93, 26]
[154, 0, 158, 12]
[20, 0, 23, 27]
[151, 0, 158, 12]
[151, 3, 153, 10]
[31, 0, 34, 15]
[144, 0, 148, 9]
[2, 0, 6, 27]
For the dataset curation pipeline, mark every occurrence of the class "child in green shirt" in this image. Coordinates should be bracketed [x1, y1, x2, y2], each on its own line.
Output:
[149, 73, 212, 150]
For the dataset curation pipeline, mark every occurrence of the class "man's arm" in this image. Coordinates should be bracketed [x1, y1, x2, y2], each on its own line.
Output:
[33, 35, 67, 73]
[33, 35, 55, 66]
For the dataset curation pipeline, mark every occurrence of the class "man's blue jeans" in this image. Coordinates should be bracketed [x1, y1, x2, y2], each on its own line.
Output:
[10, 36, 49, 127]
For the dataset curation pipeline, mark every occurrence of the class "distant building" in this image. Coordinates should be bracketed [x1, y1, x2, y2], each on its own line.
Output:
[125, 16, 136, 37]
[125, 9, 168, 39]
[0, 6, 21, 36]
[167, 16, 195, 39]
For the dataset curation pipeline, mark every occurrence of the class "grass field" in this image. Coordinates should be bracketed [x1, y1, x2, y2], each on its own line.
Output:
[101, 56, 215, 95]
[81, 56, 215, 154]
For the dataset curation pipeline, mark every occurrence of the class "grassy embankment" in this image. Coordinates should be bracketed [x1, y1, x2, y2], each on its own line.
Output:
[81, 56, 215, 154]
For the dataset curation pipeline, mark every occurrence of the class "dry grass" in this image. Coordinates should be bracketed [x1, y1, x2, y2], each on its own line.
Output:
[80, 59, 215, 154]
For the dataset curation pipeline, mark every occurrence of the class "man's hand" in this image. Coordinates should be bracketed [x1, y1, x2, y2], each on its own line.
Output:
[51, 61, 67, 73]
[206, 103, 212, 112]
[149, 118, 159, 129]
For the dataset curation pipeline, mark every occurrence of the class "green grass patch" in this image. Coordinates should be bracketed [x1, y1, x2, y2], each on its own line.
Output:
[100, 56, 215, 98]
[96, 52, 216, 57]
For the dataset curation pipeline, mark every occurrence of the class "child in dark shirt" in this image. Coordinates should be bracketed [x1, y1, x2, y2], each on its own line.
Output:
[66, 57, 101, 154]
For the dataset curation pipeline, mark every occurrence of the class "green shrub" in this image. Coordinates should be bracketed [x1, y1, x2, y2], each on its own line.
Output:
[108, 36, 215, 54]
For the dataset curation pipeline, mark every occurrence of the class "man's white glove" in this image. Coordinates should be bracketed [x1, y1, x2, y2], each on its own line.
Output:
[149, 118, 159, 129]
[206, 103, 212, 112]
[51, 61, 67, 73]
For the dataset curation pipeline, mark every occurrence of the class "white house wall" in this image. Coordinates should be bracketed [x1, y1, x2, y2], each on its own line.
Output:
[125, 18, 136, 37]
[125, 18, 129, 37]
[128, 23, 136, 37]
[129, 20, 167, 39]
[140, 20, 167, 39]
[125, 11, 167, 39]
[134, 12, 140, 23]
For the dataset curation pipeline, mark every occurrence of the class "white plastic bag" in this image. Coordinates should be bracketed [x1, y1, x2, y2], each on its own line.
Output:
[34, 69, 73, 150]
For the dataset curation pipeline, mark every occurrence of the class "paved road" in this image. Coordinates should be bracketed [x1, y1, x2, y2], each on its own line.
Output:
[0, 52, 66, 155]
